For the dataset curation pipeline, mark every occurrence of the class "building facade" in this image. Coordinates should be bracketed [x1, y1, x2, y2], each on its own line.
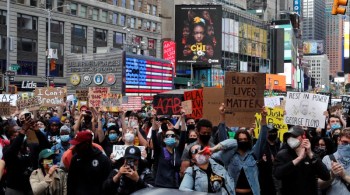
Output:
[301, 0, 325, 41]
[0, 0, 162, 91]
[247, 0, 280, 21]
[304, 54, 330, 88]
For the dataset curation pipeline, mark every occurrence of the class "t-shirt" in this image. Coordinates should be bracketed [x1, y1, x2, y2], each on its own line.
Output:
[236, 168, 250, 189]
[181, 141, 215, 161]
[200, 163, 224, 193]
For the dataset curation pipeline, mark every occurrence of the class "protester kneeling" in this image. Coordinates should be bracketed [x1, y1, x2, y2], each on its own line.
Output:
[103, 146, 154, 195]
[179, 144, 235, 194]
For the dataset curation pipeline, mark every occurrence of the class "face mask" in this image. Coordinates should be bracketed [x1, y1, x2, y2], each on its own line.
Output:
[39, 127, 45, 132]
[314, 146, 326, 154]
[195, 154, 208, 165]
[287, 137, 301, 149]
[164, 137, 176, 147]
[268, 134, 278, 142]
[129, 120, 138, 127]
[66, 114, 70, 118]
[60, 135, 70, 142]
[199, 134, 211, 144]
[107, 123, 116, 128]
[188, 138, 197, 144]
[338, 144, 350, 159]
[331, 123, 341, 130]
[124, 133, 135, 143]
[237, 141, 252, 151]
[187, 124, 196, 130]
[108, 133, 118, 141]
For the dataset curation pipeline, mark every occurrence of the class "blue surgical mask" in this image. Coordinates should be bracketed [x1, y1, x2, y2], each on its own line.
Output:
[331, 123, 341, 130]
[107, 123, 116, 128]
[338, 144, 350, 159]
[108, 133, 118, 141]
[60, 135, 70, 142]
[39, 127, 45, 132]
[164, 137, 176, 147]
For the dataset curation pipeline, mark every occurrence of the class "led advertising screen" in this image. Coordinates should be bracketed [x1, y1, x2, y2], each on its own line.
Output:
[303, 40, 324, 55]
[125, 55, 173, 100]
[175, 5, 222, 65]
[163, 41, 176, 75]
[345, 21, 349, 58]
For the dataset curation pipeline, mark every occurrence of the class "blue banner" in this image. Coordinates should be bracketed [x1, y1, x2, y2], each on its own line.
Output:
[294, 0, 301, 15]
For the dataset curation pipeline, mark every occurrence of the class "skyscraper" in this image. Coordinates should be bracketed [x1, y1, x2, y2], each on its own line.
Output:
[247, 0, 280, 21]
[302, 0, 325, 40]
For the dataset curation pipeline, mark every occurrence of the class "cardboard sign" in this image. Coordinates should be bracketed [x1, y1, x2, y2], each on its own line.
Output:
[34, 88, 66, 107]
[88, 87, 110, 108]
[0, 102, 11, 116]
[112, 145, 145, 160]
[122, 96, 142, 111]
[76, 89, 89, 101]
[184, 89, 203, 119]
[264, 97, 281, 108]
[254, 107, 288, 142]
[17, 96, 41, 111]
[153, 94, 184, 115]
[224, 72, 265, 127]
[181, 100, 193, 115]
[284, 92, 329, 128]
[0, 94, 18, 106]
[342, 96, 350, 114]
[100, 93, 122, 112]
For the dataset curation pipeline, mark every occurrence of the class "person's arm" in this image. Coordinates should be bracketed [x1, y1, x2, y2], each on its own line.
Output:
[0, 160, 5, 181]
[137, 128, 149, 147]
[318, 156, 334, 189]
[97, 111, 105, 144]
[102, 170, 120, 194]
[56, 104, 64, 120]
[151, 127, 161, 160]
[179, 167, 195, 191]
[120, 109, 127, 134]
[73, 114, 83, 134]
[273, 149, 305, 180]
[252, 107, 268, 159]
[32, 122, 51, 150]
[29, 170, 52, 195]
[217, 103, 228, 142]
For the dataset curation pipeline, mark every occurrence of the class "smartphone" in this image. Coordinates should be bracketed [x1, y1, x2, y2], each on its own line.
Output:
[126, 159, 135, 170]
[24, 113, 31, 119]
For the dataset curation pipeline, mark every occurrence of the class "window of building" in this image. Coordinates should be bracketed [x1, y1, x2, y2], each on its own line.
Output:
[147, 4, 151, 14]
[115, 32, 125, 45]
[71, 24, 87, 38]
[17, 14, 37, 30]
[113, 0, 118, 5]
[48, 20, 64, 34]
[46, 0, 52, 9]
[71, 45, 86, 53]
[57, 0, 64, 12]
[146, 21, 150, 30]
[17, 0, 25, 4]
[0, 10, 6, 25]
[121, 0, 126, 8]
[112, 13, 118, 25]
[17, 38, 37, 52]
[137, 18, 142, 29]
[48, 61, 63, 77]
[101, 11, 107, 22]
[30, 0, 37, 7]
[17, 61, 37, 75]
[130, 0, 135, 10]
[79, 5, 87, 18]
[120, 14, 125, 26]
[70, 3, 77, 15]
[151, 22, 156, 31]
[130, 17, 135, 28]
[148, 38, 155, 49]
[50, 42, 63, 57]
[0, 35, 6, 50]
[133, 36, 141, 44]
[92, 9, 99, 21]
[94, 28, 107, 42]
[137, 0, 142, 11]
[152, 5, 157, 16]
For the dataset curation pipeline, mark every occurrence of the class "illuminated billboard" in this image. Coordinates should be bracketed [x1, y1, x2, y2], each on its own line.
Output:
[125, 55, 173, 100]
[345, 21, 349, 58]
[275, 24, 293, 61]
[175, 5, 222, 65]
[163, 40, 176, 75]
[303, 40, 324, 55]
[222, 18, 239, 53]
[238, 22, 268, 59]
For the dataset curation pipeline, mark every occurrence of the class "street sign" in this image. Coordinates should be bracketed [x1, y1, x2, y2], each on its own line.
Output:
[9, 64, 20, 71]
[5, 71, 15, 76]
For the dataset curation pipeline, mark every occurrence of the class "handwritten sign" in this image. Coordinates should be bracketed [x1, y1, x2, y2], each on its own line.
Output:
[224, 72, 265, 127]
[17, 96, 41, 111]
[0, 102, 10, 116]
[88, 87, 110, 108]
[264, 97, 281, 108]
[342, 96, 350, 114]
[181, 100, 193, 115]
[254, 107, 288, 142]
[112, 145, 145, 160]
[100, 93, 122, 112]
[184, 89, 203, 119]
[153, 94, 184, 115]
[34, 88, 66, 107]
[284, 92, 329, 128]
[76, 89, 89, 101]
[0, 94, 18, 106]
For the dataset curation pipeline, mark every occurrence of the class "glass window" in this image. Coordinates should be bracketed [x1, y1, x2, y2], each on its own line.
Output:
[0, 10, 6, 25]
[17, 0, 25, 4]
[92, 9, 99, 21]
[122, 0, 126, 8]
[0, 35, 6, 50]
[57, 0, 64, 12]
[71, 24, 87, 38]
[137, 18, 142, 29]
[130, 17, 135, 28]
[113, 0, 118, 5]
[148, 39, 155, 49]
[79, 5, 87, 18]
[151, 22, 156, 31]
[30, 0, 37, 7]
[112, 13, 118, 25]
[120, 14, 125, 26]
[71, 45, 86, 53]
[70, 3, 77, 15]
[46, 0, 52, 9]
[49, 20, 64, 34]
[146, 21, 150, 30]
[17, 14, 37, 30]
[101, 11, 107, 22]
[17, 38, 37, 52]
[48, 61, 63, 77]
[130, 0, 135, 10]
[17, 61, 37, 76]
[115, 32, 125, 45]
[152, 5, 157, 16]
[147, 4, 151, 14]
[137, 0, 142, 11]
[94, 28, 107, 42]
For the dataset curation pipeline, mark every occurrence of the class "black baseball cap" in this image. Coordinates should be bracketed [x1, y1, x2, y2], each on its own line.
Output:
[124, 146, 141, 160]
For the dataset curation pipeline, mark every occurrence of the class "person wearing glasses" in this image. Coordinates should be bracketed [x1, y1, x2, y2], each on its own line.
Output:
[151, 111, 186, 188]
[319, 128, 350, 194]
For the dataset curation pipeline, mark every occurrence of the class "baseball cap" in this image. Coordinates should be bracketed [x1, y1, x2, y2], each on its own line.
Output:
[49, 116, 60, 125]
[124, 146, 141, 160]
[284, 126, 304, 138]
[38, 149, 55, 161]
[70, 130, 93, 145]
[60, 125, 71, 133]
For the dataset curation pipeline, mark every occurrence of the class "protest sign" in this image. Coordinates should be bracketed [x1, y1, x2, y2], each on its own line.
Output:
[17, 96, 41, 111]
[254, 107, 288, 142]
[184, 89, 203, 119]
[34, 88, 66, 107]
[88, 87, 110, 108]
[224, 72, 265, 127]
[100, 93, 122, 112]
[342, 96, 350, 114]
[122, 96, 142, 110]
[153, 94, 184, 115]
[0, 102, 10, 116]
[181, 100, 193, 115]
[112, 145, 145, 160]
[264, 97, 281, 108]
[284, 92, 329, 128]
[76, 89, 89, 101]
[0, 94, 18, 106]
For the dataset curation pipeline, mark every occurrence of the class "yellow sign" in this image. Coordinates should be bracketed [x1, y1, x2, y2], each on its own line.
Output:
[254, 107, 288, 142]
[70, 74, 81, 86]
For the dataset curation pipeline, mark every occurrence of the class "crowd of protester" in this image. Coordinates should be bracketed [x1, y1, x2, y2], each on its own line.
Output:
[0, 100, 348, 195]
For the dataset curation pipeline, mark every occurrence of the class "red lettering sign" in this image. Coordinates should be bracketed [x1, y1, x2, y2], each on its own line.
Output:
[184, 89, 203, 119]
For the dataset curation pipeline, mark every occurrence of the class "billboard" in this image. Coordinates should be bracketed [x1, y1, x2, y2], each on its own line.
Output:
[163, 41, 176, 75]
[303, 40, 324, 55]
[345, 21, 349, 58]
[278, 63, 292, 86]
[238, 22, 268, 59]
[275, 24, 293, 61]
[175, 5, 222, 65]
[125, 54, 173, 101]
[222, 18, 239, 53]
[294, 0, 301, 15]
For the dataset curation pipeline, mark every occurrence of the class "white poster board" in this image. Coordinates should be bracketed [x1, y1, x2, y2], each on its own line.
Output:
[264, 97, 281, 108]
[112, 145, 145, 160]
[284, 92, 329, 128]
[0, 94, 18, 106]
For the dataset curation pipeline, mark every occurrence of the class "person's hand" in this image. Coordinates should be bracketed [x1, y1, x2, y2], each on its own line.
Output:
[180, 108, 186, 117]
[167, 121, 174, 130]
[152, 121, 161, 130]
[22, 116, 34, 132]
[124, 166, 140, 182]
[48, 165, 59, 176]
[151, 109, 157, 117]
[110, 153, 116, 164]
[331, 161, 346, 178]
[335, 109, 342, 118]
[219, 103, 225, 115]
[261, 106, 268, 117]
[141, 149, 147, 159]
[113, 165, 129, 183]
[323, 111, 329, 117]
[300, 139, 312, 157]
[295, 147, 306, 160]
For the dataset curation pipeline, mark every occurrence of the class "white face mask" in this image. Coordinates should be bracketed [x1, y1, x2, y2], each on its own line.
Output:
[129, 120, 138, 128]
[195, 154, 208, 165]
[287, 137, 301, 149]
[124, 133, 135, 143]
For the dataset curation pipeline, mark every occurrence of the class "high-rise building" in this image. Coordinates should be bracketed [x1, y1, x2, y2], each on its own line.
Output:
[247, 0, 280, 21]
[304, 54, 330, 88]
[325, 0, 343, 76]
[301, 0, 325, 41]
[279, 0, 293, 12]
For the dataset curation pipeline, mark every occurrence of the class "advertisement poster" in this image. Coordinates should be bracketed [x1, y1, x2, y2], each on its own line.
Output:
[175, 5, 222, 65]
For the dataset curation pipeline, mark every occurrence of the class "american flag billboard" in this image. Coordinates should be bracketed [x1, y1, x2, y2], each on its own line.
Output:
[124, 54, 173, 101]
[122, 96, 142, 110]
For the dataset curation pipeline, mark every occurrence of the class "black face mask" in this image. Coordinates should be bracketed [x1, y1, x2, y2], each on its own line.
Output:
[187, 124, 196, 131]
[268, 134, 278, 142]
[187, 138, 197, 144]
[199, 134, 211, 144]
[237, 141, 252, 151]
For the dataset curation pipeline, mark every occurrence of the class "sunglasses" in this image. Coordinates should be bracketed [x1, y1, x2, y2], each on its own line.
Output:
[165, 134, 175, 138]
[190, 148, 202, 155]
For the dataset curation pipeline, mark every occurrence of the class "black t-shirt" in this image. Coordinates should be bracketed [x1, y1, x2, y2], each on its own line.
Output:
[236, 168, 250, 189]
[200, 163, 224, 193]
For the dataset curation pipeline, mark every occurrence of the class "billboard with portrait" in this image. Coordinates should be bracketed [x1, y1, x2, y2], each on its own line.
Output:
[303, 40, 324, 55]
[175, 5, 222, 65]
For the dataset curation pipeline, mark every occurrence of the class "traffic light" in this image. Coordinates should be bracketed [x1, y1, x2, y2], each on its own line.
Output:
[8, 85, 17, 94]
[332, 0, 348, 15]
[50, 59, 56, 71]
